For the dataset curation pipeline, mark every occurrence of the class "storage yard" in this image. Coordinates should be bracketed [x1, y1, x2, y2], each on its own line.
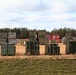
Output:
[0, 43, 76, 59]
[0, 31, 76, 59]
[0, 30, 76, 75]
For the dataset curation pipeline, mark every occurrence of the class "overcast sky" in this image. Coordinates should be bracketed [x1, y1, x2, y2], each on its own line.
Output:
[0, 0, 76, 31]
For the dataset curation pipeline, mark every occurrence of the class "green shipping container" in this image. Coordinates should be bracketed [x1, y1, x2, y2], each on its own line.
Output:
[50, 46, 60, 55]
[7, 44, 15, 55]
[26, 41, 39, 55]
[1, 44, 8, 56]
[69, 41, 76, 54]
[1, 43, 15, 56]
[45, 44, 49, 54]
[45, 44, 60, 55]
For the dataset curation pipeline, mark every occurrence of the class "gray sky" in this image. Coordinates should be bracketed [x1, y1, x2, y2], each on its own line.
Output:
[0, 0, 76, 31]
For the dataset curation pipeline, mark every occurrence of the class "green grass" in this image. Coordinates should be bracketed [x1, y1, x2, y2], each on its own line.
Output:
[0, 59, 76, 75]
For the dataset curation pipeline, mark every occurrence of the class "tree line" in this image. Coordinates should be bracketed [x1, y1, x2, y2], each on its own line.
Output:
[0, 27, 76, 39]
[51, 28, 76, 38]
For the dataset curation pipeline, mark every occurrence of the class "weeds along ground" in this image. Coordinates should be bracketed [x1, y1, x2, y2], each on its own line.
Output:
[0, 59, 76, 75]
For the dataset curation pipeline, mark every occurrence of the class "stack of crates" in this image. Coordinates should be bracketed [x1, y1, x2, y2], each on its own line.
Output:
[45, 43, 60, 55]
[38, 30, 46, 45]
[69, 41, 76, 54]
[1, 43, 15, 56]
[26, 41, 39, 55]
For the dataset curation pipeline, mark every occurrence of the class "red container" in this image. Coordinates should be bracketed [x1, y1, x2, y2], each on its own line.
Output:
[51, 34, 60, 43]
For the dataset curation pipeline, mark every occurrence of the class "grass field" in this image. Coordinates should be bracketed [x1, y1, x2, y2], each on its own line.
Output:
[0, 59, 76, 75]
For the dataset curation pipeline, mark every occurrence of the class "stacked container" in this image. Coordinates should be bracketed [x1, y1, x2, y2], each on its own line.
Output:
[0, 32, 16, 44]
[8, 32, 16, 44]
[45, 43, 60, 55]
[69, 41, 76, 54]
[0, 39, 6, 44]
[38, 30, 46, 45]
[51, 34, 60, 43]
[0, 32, 16, 56]
[26, 31, 39, 55]
[26, 41, 39, 55]
[1, 43, 15, 56]
[0, 33, 7, 44]
[1, 44, 7, 56]
[7, 44, 15, 55]
[29, 31, 36, 41]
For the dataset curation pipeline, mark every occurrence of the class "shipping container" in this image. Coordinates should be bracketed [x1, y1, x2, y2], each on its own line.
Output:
[26, 41, 39, 55]
[8, 32, 16, 39]
[1, 43, 15, 56]
[38, 30, 46, 38]
[1, 44, 8, 56]
[45, 43, 60, 55]
[51, 46, 60, 55]
[69, 41, 76, 54]
[0, 33, 7, 39]
[51, 34, 60, 43]
[39, 37, 47, 45]
[0, 39, 6, 44]
[45, 44, 50, 54]
[7, 44, 15, 55]
[29, 31, 36, 37]
[29, 31, 36, 41]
